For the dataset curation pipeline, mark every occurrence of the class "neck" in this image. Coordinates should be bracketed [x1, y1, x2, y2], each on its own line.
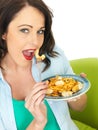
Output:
[1, 54, 32, 72]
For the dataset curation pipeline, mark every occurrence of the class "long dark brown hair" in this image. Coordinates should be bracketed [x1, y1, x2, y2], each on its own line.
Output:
[0, 0, 58, 71]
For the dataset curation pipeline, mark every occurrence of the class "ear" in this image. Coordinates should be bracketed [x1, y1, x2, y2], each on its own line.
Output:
[2, 33, 7, 40]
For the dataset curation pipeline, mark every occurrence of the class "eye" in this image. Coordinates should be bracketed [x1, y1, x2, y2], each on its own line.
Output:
[37, 29, 45, 34]
[20, 28, 29, 33]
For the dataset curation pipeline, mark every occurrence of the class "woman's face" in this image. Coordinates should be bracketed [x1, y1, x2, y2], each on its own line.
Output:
[3, 5, 45, 66]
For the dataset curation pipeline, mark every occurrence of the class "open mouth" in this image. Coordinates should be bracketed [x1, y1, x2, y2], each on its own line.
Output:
[22, 49, 36, 60]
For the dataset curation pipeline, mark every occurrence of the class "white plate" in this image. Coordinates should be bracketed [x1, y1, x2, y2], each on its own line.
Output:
[44, 74, 91, 101]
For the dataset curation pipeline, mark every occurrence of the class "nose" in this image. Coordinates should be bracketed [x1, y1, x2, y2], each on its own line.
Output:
[31, 33, 38, 44]
[29, 32, 39, 47]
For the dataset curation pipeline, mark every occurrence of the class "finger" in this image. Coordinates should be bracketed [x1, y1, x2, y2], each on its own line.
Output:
[25, 94, 45, 114]
[25, 88, 46, 109]
[33, 94, 45, 107]
[25, 82, 47, 102]
[80, 72, 87, 78]
[31, 89, 46, 104]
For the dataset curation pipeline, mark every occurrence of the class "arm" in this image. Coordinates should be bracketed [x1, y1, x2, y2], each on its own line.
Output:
[26, 118, 46, 130]
[68, 94, 87, 111]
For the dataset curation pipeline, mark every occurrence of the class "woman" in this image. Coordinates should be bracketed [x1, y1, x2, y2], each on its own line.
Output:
[0, 0, 87, 130]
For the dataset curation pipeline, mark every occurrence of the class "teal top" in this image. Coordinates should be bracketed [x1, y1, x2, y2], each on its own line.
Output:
[12, 99, 60, 130]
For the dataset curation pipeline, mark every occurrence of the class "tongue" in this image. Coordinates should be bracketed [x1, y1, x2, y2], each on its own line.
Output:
[22, 50, 34, 60]
[23, 51, 32, 56]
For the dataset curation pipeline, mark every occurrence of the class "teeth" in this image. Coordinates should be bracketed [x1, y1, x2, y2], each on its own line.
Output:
[27, 50, 34, 53]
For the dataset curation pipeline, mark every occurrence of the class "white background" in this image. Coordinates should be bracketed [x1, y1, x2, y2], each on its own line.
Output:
[43, 0, 98, 60]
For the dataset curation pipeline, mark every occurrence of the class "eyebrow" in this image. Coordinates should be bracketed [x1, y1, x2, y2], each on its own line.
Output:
[18, 24, 33, 28]
[18, 24, 45, 29]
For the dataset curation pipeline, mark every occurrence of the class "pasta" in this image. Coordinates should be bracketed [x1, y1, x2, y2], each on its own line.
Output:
[46, 75, 83, 97]
[35, 49, 45, 61]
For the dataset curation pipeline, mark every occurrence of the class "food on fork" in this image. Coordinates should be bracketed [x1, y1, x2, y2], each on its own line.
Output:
[46, 75, 83, 97]
[35, 49, 45, 61]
